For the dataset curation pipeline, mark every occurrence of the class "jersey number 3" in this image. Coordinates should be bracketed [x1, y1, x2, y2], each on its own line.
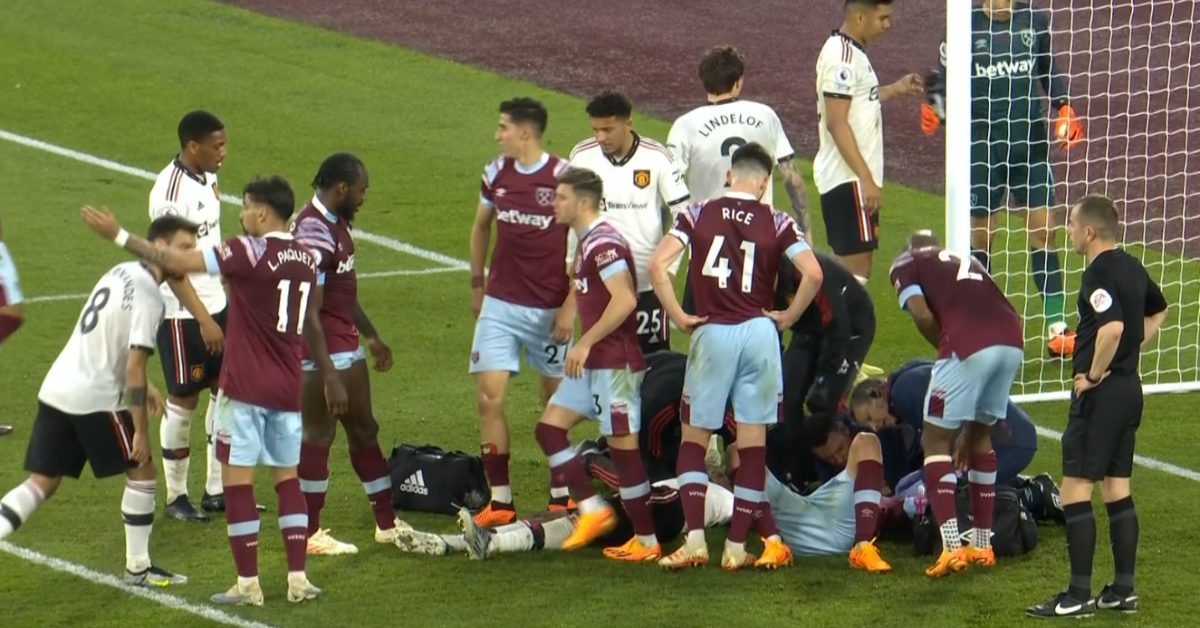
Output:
[702, 235, 757, 292]
[275, 279, 313, 334]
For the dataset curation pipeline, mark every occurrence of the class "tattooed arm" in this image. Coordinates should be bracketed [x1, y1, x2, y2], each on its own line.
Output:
[81, 206, 207, 276]
[125, 347, 153, 465]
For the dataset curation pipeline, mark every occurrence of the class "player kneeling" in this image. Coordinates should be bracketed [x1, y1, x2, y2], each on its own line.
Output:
[526, 167, 662, 561]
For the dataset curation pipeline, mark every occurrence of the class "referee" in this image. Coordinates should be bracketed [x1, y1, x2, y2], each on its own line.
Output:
[1027, 195, 1168, 619]
[779, 252, 876, 420]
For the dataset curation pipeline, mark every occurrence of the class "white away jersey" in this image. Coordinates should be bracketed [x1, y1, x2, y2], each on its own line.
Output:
[814, 32, 884, 194]
[667, 99, 795, 205]
[149, 159, 226, 318]
[39, 262, 164, 415]
[568, 134, 691, 291]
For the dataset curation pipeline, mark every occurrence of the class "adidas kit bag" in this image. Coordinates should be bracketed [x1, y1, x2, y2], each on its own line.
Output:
[388, 444, 489, 515]
[912, 481, 1038, 557]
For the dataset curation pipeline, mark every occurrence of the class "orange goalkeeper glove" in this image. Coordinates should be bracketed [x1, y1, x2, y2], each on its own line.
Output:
[920, 103, 941, 135]
[1055, 104, 1084, 151]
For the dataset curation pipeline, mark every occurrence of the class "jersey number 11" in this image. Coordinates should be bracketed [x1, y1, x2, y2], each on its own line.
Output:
[275, 279, 313, 334]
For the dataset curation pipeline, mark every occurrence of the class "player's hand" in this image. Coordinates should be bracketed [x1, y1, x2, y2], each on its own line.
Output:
[199, 319, 224, 355]
[551, 306, 575, 344]
[80, 206, 121, 240]
[920, 103, 942, 135]
[953, 435, 969, 473]
[323, 375, 349, 418]
[564, 343, 591, 379]
[147, 384, 165, 419]
[130, 431, 151, 466]
[669, 312, 708, 334]
[366, 337, 393, 372]
[471, 287, 485, 319]
[860, 179, 883, 214]
[888, 73, 924, 99]
[1073, 370, 1109, 396]
[762, 309, 798, 332]
[1056, 104, 1084, 151]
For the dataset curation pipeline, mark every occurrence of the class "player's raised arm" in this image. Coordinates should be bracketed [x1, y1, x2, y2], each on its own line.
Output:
[82, 206, 208, 276]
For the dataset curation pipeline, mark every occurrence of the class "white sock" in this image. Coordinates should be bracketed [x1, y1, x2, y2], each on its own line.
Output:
[160, 402, 194, 502]
[122, 479, 156, 572]
[578, 494, 605, 514]
[490, 485, 513, 504]
[939, 518, 962, 552]
[493, 526, 536, 553]
[439, 534, 467, 553]
[724, 539, 746, 555]
[0, 480, 46, 540]
[203, 395, 223, 496]
[238, 575, 260, 590]
[548, 486, 569, 499]
[854, 275, 869, 286]
[540, 517, 575, 551]
[636, 534, 658, 548]
[685, 529, 706, 548]
[287, 571, 307, 587]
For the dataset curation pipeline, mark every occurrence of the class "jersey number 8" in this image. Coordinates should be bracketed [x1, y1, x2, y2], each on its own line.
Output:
[79, 288, 111, 335]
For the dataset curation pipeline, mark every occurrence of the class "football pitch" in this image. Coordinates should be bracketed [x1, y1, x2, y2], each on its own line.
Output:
[0, 1, 1197, 625]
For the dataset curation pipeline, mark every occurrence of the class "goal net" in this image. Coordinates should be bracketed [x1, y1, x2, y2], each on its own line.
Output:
[945, 0, 1200, 402]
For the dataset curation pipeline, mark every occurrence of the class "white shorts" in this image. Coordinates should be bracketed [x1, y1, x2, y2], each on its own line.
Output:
[767, 470, 856, 557]
[214, 392, 302, 468]
[548, 367, 644, 437]
[469, 296, 568, 377]
[301, 346, 366, 372]
[682, 317, 781, 430]
[925, 345, 1023, 430]
[0, 242, 24, 307]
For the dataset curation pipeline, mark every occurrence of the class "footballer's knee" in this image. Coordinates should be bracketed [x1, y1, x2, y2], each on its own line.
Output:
[126, 463, 156, 483]
[303, 422, 338, 447]
[345, 416, 380, 448]
[850, 431, 882, 460]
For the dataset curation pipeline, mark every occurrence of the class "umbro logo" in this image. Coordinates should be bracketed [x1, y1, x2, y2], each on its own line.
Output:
[399, 470, 429, 496]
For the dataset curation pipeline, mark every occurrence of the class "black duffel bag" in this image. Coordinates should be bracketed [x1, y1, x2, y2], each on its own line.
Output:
[912, 480, 1038, 557]
[388, 444, 489, 515]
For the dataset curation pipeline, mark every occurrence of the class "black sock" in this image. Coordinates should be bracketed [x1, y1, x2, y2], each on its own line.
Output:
[1106, 496, 1138, 596]
[971, 249, 991, 274]
[1065, 501, 1095, 600]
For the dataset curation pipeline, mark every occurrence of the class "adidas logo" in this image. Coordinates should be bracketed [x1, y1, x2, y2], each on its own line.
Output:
[399, 470, 429, 496]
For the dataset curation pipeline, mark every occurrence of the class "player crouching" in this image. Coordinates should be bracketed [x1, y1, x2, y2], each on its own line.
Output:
[528, 167, 662, 561]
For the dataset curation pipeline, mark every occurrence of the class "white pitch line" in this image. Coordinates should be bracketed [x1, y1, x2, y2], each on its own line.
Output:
[26, 292, 91, 304]
[0, 542, 276, 628]
[1033, 425, 1200, 483]
[0, 128, 470, 270]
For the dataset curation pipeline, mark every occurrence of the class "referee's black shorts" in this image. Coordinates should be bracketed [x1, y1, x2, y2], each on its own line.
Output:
[1061, 373, 1142, 481]
[157, 308, 227, 397]
[24, 402, 137, 479]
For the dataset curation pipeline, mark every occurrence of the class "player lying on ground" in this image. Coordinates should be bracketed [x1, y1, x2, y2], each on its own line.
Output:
[150, 110, 231, 520]
[764, 412, 892, 573]
[0, 214, 25, 437]
[1, 216, 197, 587]
[528, 166, 663, 561]
[469, 98, 574, 527]
[889, 229, 1025, 578]
[650, 142, 822, 571]
[397, 445, 734, 560]
[921, 0, 1085, 356]
[294, 153, 407, 556]
[82, 176, 345, 606]
[778, 251, 876, 421]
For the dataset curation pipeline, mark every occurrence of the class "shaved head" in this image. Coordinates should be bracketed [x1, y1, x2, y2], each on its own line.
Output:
[908, 229, 940, 250]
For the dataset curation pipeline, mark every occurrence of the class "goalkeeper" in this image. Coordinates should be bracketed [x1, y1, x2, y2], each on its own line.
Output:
[921, 0, 1084, 356]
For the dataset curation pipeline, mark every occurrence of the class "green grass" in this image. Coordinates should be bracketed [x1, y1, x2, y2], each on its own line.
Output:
[0, 0, 1197, 626]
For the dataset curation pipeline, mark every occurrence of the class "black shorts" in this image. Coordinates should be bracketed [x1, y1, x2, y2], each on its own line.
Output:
[634, 291, 670, 356]
[820, 181, 879, 256]
[24, 402, 137, 479]
[1061, 374, 1142, 481]
[601, 486, 687, 547]
[157, 308, 227, 396]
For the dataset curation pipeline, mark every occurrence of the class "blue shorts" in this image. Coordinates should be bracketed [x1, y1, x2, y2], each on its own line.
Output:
[213, 392, 302, 468]
[469, 296, 569, 378]
[0, 242, 24, 307]
[682, 317, 781, 430]
[925, 345, 1023, 430]
[301, 346, 365, 372]
[548, 367, 644, 437]
[766, 470, 856, 556]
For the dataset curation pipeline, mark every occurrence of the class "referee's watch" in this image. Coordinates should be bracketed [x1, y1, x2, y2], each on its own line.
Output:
[1085, 372, 1103, 384]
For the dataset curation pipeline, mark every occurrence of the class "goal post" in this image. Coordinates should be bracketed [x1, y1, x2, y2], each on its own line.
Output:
[945, 0, 1200, 403]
